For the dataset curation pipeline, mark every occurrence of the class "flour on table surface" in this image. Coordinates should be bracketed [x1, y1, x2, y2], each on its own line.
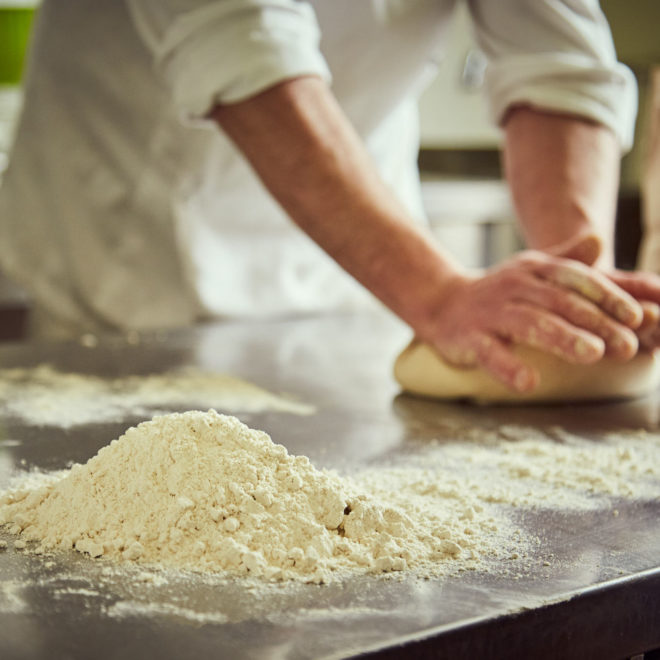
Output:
[0, 364, 313, 427]
[53, 587, 101, 598]
[1, 412, 659, 585]
[0, 411, 524, 583]
[403, 423, 660, 510]
[0, 580, 28, 614]
[106, 599, 230, 624]
[265, 605, 389, 624]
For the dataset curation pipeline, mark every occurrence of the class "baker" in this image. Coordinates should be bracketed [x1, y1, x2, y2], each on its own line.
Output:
[1, 0, 660, 394]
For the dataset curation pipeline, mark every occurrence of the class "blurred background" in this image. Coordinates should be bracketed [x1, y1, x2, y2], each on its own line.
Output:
[0, 0, 659, 339]
[0, 0, 35, 339]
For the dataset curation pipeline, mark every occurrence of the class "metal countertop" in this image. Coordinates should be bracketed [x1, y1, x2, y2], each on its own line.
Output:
[0, 313, 659, 660]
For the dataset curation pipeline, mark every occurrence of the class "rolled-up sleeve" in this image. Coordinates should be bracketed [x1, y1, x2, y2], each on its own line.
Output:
[467, 0, 637, 150]
[126, 0, 331, 117]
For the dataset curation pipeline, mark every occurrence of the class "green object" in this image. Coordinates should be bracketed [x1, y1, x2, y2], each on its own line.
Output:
[0, 8, 36, 84]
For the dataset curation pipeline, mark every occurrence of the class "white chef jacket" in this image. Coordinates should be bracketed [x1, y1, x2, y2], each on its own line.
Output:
[0, 0, 637, 335]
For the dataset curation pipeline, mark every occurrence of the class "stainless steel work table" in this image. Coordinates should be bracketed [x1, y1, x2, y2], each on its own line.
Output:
[0, 314, 659, 660]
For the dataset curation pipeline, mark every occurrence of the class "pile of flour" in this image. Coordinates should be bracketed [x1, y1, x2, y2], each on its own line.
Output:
[0, 411, 505, 582]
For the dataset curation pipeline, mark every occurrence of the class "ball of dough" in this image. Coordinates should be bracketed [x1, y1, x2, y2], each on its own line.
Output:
[394, 340, 660, 404]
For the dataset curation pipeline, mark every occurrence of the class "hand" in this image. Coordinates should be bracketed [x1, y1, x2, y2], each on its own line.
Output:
[602, 270, 660, 351]
[419, 248, 643, 392]
[549, 232, 660, 352]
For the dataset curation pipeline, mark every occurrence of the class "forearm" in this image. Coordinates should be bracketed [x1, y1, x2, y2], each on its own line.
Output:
[207, 76, 648, 391]
[209, 75, 464, 337]
[503, 106, 621, 267]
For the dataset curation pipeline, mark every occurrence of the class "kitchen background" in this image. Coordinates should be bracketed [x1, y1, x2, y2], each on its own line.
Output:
[0, 0, 658, 340]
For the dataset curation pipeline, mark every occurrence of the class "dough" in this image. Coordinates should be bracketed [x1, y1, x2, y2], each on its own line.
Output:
[394, 340, 660, 404]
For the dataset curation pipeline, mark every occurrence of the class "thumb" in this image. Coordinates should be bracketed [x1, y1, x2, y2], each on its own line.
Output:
[546, 232, 602, 266]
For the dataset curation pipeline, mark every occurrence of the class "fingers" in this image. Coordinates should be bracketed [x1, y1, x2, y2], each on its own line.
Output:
[466, 332, 539, 393]
[509, 278, 639, 359]
[608, 269, 660, 305]
[496, 302, 606, 363]
[442, 311, 599, 393]
[524, 253, 643, 328]
[605, 269, 660, 352]
[444, 296, 636, 391]
[436, 331, 537, 392]
[637, 301, 660, 351]
[546, 232, 602, 266]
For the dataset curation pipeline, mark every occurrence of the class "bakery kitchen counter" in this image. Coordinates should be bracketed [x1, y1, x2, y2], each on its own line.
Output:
[0, 313, 659, 660]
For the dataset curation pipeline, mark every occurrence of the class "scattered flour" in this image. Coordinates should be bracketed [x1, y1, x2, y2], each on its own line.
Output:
[0, 581, 28, 614]
[106, 600, 229, 624]
[0, 365, 313, 427]
[266, 605, 390, 624]
[405, 424, 660, 510]
[0, 411, 510, 583]
[53, 587, 101, 598]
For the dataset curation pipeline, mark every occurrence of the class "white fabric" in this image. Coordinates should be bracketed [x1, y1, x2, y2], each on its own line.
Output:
[127, 0, 333, 111]
[468, 0, 637, 149]
[0, 0, 637, 335]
